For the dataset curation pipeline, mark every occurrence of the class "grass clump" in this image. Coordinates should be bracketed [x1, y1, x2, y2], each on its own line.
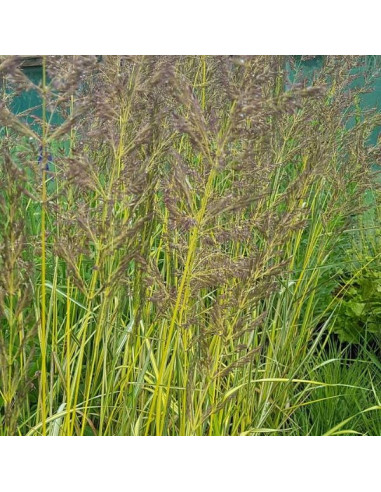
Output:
[0, 55, 380, 435]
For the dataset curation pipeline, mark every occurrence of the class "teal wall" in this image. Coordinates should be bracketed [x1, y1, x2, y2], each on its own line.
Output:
[11, 66, 43, 117]
[10, 65, 62, 131]
[7, 57, 381, 145]
[288, 56, 380, 145]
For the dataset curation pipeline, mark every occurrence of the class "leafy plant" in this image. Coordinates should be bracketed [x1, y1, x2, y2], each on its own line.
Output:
[333, 270, 381, 344]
